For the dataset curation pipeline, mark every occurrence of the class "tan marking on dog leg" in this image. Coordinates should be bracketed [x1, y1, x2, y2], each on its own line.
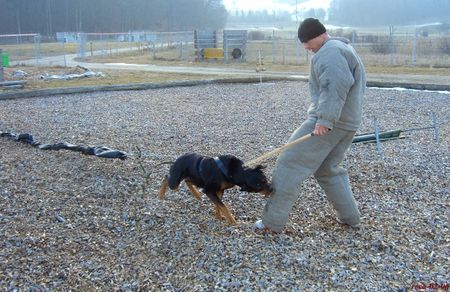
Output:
[213, 190, 225, 219]
[217, 190, 224, 200]
[158, 177, 169, 200]
[185, 181, 202, 200]
[214, 204, 223, 219]
[217, 204, 237, 225]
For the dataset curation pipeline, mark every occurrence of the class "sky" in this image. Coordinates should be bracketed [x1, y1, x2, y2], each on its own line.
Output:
[222, 0, 331, 13]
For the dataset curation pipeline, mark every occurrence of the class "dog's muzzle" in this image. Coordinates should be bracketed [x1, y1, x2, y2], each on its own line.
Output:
[262, 185, 273, 197]
[240, 184, 273, 197]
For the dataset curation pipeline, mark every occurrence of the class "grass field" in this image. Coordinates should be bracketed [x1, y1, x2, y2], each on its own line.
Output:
[1, 66, 216, 90]
[82, 47, 450, 76]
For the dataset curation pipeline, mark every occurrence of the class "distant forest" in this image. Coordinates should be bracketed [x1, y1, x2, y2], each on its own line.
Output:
[0, 0, 449, 36]
[327, 0, 450, 26]
[0, 0, 227, 35]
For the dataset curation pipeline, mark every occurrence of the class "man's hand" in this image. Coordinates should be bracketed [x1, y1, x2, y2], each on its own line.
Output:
[313, 124, 330, 136]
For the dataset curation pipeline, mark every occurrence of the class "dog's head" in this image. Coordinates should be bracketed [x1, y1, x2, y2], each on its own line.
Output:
[220, 155, 272, 196]
[224, 156, 271, 196]
[240, 165, 272, 196]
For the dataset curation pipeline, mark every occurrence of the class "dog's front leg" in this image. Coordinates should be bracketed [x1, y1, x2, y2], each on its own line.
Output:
[207, 191, 237, 225]
[217, 203, 237, 225]
[213, 190, 224, 219]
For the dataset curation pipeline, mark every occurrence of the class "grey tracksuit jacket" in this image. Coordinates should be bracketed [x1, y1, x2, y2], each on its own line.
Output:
[308, 37, 366, 131]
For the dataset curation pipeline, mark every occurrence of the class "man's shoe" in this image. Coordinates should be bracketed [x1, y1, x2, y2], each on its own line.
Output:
[253, 219, 275, 233]
[336, 217, 360, 229]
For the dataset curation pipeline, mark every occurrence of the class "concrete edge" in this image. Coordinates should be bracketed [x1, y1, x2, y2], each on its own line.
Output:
[0, 76, 448, 100]
[366, 81, 450, 91]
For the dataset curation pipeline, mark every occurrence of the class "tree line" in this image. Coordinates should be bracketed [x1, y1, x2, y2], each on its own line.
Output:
[1, 0, 449, 37]
[0, 0, 227, 35]
[328, 0, 450, 27]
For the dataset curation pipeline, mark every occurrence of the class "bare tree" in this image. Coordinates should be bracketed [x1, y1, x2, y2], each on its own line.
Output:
[0, 0, 228, 35]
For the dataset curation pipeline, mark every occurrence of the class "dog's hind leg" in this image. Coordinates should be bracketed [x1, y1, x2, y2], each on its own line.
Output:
[158, 175, 169, 199]
[185, 181, 202, 200]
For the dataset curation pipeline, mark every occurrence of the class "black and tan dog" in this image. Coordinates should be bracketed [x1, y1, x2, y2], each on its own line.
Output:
[158, 153, 272, 224]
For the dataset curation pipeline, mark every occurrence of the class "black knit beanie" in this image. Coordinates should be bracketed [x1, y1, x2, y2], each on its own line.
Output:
[298, 18, 326, 43]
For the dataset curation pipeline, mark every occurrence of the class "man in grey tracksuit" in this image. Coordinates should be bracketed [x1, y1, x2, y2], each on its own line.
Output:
[255, 18, 366, 233]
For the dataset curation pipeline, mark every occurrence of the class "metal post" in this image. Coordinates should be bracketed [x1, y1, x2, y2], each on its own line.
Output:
[34, 34, 41, 67]
[258, 50, 263, 84]
[373, 117, 382, 158]
[412, 28, 418, 66]
[129, 35, 133, 55]
[0, 49, 4, 82]
[16, 34, 23, 59]
[272, 30, 275, 64]
[432, 112, 440, 143]
[78, 33, 86, 59]
[389, 26, 395, 66]
[402, 112, 440, 143]
[62, 41, 67, 67]
[223, 32, 228, 64]
[152, 42, 156, 59]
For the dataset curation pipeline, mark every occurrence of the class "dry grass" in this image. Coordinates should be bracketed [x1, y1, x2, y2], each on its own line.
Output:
[2, 45, 449, 92]
[1, 66, 221, 90]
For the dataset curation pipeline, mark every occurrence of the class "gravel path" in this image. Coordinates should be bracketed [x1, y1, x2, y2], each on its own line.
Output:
[0, 81, 448, 290]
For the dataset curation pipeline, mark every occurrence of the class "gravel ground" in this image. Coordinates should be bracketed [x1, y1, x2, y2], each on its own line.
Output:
[0, 81, 449, 291]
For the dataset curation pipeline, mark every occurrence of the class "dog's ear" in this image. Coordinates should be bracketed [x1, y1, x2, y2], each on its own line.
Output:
[228, 156, 244, 174]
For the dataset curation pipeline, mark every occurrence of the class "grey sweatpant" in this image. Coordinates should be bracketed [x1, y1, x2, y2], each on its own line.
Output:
[261, 118, 360, 232]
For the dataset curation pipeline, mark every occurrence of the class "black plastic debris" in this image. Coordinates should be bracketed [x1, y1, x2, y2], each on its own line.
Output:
[1, 131, 128, 160]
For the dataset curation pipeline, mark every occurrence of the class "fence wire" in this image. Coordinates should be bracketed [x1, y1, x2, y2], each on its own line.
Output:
[1, 29, 449, 68]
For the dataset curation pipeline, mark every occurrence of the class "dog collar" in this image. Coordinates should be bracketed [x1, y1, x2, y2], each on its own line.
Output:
[197, 158, 204, 176]
[214, 157, 230, 178]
